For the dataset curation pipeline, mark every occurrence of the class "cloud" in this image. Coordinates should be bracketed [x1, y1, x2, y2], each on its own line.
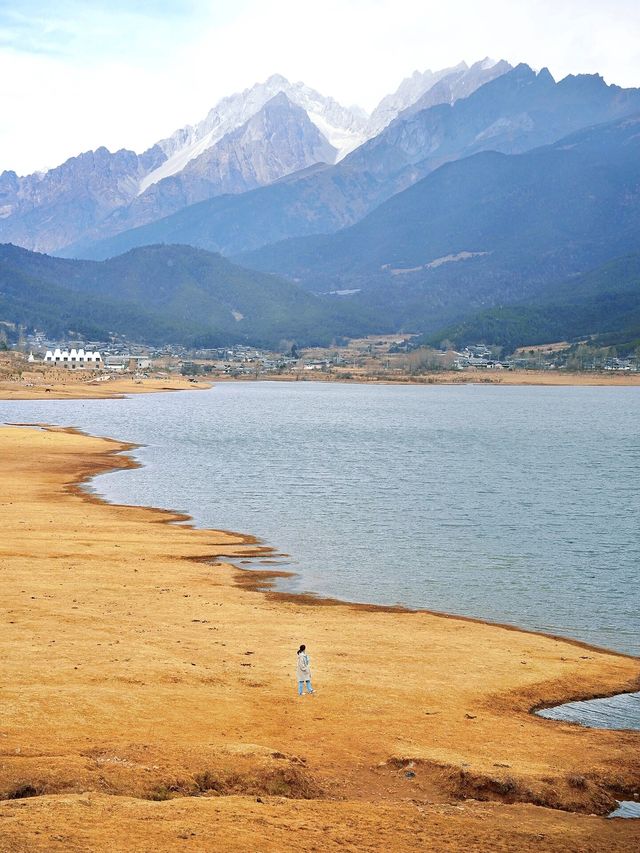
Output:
[1, 0, 639, 174]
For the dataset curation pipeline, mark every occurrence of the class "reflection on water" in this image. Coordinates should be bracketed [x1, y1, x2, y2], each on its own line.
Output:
[1, 382, 639, 658]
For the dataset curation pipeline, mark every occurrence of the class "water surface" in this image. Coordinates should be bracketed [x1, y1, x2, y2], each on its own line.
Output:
[538, 691, 640, 730]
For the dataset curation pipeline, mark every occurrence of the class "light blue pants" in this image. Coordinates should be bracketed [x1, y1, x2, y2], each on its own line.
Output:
[298, 680, 313, 695]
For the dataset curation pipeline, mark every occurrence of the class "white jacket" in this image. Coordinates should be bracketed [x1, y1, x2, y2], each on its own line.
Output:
[296, 651, 311, 681]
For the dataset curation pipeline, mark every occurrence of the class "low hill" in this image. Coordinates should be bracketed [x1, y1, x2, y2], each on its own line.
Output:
[0, 243, 376, 347]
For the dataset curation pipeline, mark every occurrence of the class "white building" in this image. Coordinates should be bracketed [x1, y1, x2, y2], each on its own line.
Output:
[104, 355, 151, 372]
[43, 348, 103, 369]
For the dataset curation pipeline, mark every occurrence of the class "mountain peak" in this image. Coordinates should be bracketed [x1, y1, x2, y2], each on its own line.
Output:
[367, 62, 471, 136]
[136, 74, 367, 193]
[558, 72, 609, 90]
[390, 58, 513, 126]
[537, 67, 555, 84]
[263, 73, 292, 89]
[511, 62, 536, 77]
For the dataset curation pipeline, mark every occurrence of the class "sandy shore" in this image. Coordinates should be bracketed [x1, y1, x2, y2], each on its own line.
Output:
[0, 425, 638, 852]
[0, 375, 212, 400]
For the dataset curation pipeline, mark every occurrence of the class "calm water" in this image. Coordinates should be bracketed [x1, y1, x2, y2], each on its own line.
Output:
[2, 382, 639, 659]
[538, 691, 640, 730]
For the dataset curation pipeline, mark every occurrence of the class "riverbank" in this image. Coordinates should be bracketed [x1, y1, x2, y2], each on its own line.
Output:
[0, 425, 638, 851]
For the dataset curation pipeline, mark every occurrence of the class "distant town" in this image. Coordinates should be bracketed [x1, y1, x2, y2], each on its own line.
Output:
[1, 325, 638, 385]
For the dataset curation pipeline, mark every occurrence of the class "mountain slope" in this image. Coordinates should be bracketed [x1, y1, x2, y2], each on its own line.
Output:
[72, 65, 640, 261]
[238, 115, 640, 332]
[0, 250, 182, 343]
[0, 147, 154, 254]
[0, 243, 376, 347]
[366, 59, 511, 137]
[75, 94, 337, 247]
[348, 63, 640, 186]
[423, 255, 640, 351]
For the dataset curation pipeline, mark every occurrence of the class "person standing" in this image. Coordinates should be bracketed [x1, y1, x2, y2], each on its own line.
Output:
[296, 644, 314, 695]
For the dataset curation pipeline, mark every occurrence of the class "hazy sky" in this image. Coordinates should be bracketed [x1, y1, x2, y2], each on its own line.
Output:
[1, 0, 639, 174]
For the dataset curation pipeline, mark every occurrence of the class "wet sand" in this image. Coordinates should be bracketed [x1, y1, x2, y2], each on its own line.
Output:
[0, 425, 638, 851]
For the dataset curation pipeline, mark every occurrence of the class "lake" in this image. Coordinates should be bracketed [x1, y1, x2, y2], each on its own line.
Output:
[2, 381, 639, 658]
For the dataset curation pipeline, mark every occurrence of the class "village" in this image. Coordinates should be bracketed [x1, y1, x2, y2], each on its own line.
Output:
[1, 326, 639, 388]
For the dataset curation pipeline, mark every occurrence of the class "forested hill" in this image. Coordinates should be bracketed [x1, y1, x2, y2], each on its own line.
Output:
[422, 255, 640, 353]
[0, 243, 377, 347]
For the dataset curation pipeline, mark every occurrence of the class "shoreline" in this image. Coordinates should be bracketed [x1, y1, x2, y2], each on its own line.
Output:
[0, 423, 639, 851]
[45, 423, 636, 665]
[213, 370, 640, 387]
[16, 421, 633, 669]
[231, 562, 640, 664]
[0, 375, 213, 400]
[1, 369, 640, 402]
[63, 418, 640, 708]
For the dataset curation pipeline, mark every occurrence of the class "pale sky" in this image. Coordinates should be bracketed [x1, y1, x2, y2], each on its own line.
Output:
[1, 0, 639, 174]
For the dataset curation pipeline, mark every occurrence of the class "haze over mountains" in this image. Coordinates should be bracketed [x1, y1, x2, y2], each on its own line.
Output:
[241, 115, 640, 335]
[1, 57, 639, 352]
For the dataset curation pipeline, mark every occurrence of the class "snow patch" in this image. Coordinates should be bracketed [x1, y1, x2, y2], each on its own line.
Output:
[138, 130, 218, 193]
[306, 112, 365, 161]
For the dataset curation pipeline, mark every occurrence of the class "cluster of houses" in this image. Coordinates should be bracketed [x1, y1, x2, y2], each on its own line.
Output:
[19, 330, 639, 379]
[449, 345, 640, 372]
[451, 346, 506, 370]
[603, 357, 638, 372]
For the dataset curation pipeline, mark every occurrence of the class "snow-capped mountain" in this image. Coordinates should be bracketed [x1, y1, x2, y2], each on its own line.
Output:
[399, 57, 512, 119]
[367, 58, 512, 136]
[366, 62, 468, 136]
[86, 93, 339, 242]
[139, 74, 368, 193]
